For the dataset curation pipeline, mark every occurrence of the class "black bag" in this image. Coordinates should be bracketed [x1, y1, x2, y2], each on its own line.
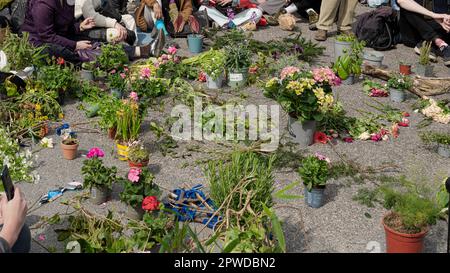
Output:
[9, 0, 27, 34]
[353, 6, 399, 51]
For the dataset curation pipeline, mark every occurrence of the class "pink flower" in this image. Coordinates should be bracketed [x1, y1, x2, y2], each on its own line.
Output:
[402, 112, 410, 117]
[315, 152, 331, 163]
[391, 123, 399, 138]
[124, 67, 129, 72]
[167, 46, 177, 55]
[120, 73, 126, 79]
[129, 91, 138, 102]
[140, 67, 151, 78]
[38, 234, 46, 241]
[371, 133, 382, 142]
[312, 67, 341, 86]
[161, 54, 169, 61]
[280, 66, 300, 80]
[198, 71, 207, 82]
[369, 88, 388, 97]
[87, 147, 104, 158]
[110, 69, 117, 74]
[128, 168, 142, 183]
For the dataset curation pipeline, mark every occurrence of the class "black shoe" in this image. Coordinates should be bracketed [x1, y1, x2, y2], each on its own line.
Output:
[438, 45, 450, 66]
[125, 29, 136, 46]
[414, 41, 437, 62]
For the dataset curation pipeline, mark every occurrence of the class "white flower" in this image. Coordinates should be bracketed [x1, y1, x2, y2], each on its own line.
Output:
[358, 132, 371, 140]
[382, 135, 389, 141]
[40, 137, 54, 148]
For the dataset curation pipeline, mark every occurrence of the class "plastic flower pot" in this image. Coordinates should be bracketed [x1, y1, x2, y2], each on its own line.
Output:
[304, 187, 325, 208]
[389, 88, 406, 103]
[126, 204, 145, 221]
[108, 127, 117, 140]
[288, 116, 316, 147]
[60, 140, 79, 160]
[382, 212, 429, 253]
[187, 34, 203, 54]
[90, 186, 111, 205]
[437, 144, 450, 158]
[206, 73, 224, 89]
[415, 63, 433, 77]
[399, 64, 412, 75]
[341, 75, 354, 85]
[363, 50, 384, 67]
[116, 142, 129, 161]
[80, 69, 94, 81]
[334, 40, 352, 61]
[227, 69, 248, 88]
[128, 160, 149, 169]
[110, 88, 123, 99]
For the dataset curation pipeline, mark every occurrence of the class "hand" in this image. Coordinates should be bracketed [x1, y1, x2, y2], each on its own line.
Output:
[433, 13, 450, 32]
[80, 17, 96, 31]
[218, 0, 232, 6]
[75, 40, 92, 51]
[0, 188, 27, 249]
[153, 3, 163, 19]
[114, 22, 128, 42]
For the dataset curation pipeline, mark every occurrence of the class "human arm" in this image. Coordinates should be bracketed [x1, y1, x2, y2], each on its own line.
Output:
[81, 0, 118, 28]
[0, 188, 27, 252]
[397, 0, 448, 19]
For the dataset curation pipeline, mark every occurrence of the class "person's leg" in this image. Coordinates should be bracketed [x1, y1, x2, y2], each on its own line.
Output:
[258, 0, 285, 16]
[198, 6, 230, 27]
[0, 224, 30, 253]
[232, 8, 263, 26]
[294, 0, 322, 18]
[400, 9, 440, 43]
[316, 0, 340, 31]
[41, 44, 81, 65]
[336, 0, 358, 31]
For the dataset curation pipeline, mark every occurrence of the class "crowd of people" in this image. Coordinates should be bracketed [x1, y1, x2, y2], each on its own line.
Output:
[1, 0, 450, 254]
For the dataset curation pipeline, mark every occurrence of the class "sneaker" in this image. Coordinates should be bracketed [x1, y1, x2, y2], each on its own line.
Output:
[314, 29, 327, 41]
[265, 15, 279, 26]
[414, 42, 437, 62]
[438, 45, 450, 66]
[306, 8, 319, 24]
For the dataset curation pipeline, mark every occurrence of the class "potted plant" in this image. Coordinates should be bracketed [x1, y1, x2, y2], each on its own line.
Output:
[420, 131, 450, 158]
[416, 41, 433, 77]
[334, 33, 356, 61]
[81, 147, 116, 205]
[263, 67, 340, 146]
[225, 43, 252, 88]
[1, 31, 46, 72]
[80, 61, 96, 81]
[120, 168, 160, 220]
[127, 142, 150, 168]
[381, 187, 440, 253]
[38, 58, 75, 105]
[57, 123, 79, 160]
[98, 96, 121, 139]
[387, 73, 413, 103]
[332, 39, 364, 85]
[298, 154, 329, 208]
[97, 43, 129, 72]
[106, 68, 128, 99]
[201, 49, 226, 89]
[115, 93, 142, 160]
[399, 61, 412, 75]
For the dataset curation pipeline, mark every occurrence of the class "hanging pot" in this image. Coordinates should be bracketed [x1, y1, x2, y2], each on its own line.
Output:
[288, 116, 316, 147]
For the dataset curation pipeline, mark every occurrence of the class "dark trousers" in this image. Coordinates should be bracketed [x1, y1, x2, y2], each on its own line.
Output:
[399, 8, 450, 47]
[294, 0, 322, 18]
[41, 43, 82, 65]
[0, 224, 31, 253]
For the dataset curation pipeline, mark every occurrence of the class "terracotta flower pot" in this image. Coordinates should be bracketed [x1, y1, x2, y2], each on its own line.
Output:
[60, 141, 79, 160]
[128, 160, 149, 169]
[108, 127, 117, 139]
[399, 64, 412, 75]
[382, 213, 429, 253]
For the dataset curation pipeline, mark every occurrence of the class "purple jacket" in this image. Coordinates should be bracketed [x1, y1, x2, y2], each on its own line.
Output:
[21, 0, 81, 50]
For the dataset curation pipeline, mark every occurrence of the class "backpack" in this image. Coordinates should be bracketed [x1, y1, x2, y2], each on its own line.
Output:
[353, 6, 399, 51]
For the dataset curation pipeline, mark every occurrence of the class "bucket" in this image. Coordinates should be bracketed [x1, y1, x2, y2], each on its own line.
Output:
[288, 117, 316, 147]
[90, 186, 111, 205]
[304, 187, 325, 208]
[437, 144, 450, 158]
[116, 142, 129, 161]
[227, 70, 248, 88]
[334, 40, 352, 61]
[389, 88, 406, 103]
[363, 50, 384, 67]
[80, 69, 94, 81]
[187, 34, 203, 54]
[341, 75, 354, 85]
[206, 73, 224, 89]
[415, 63, 433, 77]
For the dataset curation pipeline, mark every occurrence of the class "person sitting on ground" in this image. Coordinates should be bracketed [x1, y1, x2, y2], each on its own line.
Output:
[75, 0, 137, 45]
[396, 0, 450, 66]
[21, 0, 160, 65]
[0, 187, 31, 253]
[314, 0, 359, 41]
[258, 0, 321, 29]
[199, 0, 263, 30]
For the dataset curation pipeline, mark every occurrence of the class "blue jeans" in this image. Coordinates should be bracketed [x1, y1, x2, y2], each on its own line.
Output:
[0, 224, 31, 253]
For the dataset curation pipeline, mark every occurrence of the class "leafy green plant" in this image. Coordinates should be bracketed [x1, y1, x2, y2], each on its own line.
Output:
[224, 42, 252, 72]
[81, 152, 117, 190]
[81, 61, 96, 71]
[127, 142, 150, 163]
[115, 98, 142, 144]
[420, 131, 450, 145]
[387, 73, 413, 90]
[106, 69, 128, 91]
[298, 155, 329, 191]
[201, 49, 226, 80]
[120, 169, 160, 208]
[97, 43, 129, 72]
[38, 61, 76, 94]
[131, 77, 169, 103]
[335, 33, 357, 43]
[419, 41, 432, 65]
[332, 39, 365, 80]
[18, 81, 63, 120]
[1, 31, 46, 71]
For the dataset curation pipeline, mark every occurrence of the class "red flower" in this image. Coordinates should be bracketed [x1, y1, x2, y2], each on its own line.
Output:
[391, 123, 399, 138]
[249, 66, 258, 74]
[198, 71, 207, 82]
[398, 122, 409, 127]
[343, 137, 353, 143]
[402, 112, 410, 117]
[56, 57, 65, 65]
[142, 196, 160, 211]
[313, 132, 329, 144]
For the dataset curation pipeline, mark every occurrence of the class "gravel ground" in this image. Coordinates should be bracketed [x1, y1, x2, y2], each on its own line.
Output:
[20, 4, 450, 253]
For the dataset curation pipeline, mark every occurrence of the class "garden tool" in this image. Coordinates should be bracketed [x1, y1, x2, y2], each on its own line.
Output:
[39, 181, 82, 205]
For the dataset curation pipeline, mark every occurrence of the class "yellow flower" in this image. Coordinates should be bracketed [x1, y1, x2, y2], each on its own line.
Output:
[266, 77, 278, 88]
[35, 104, 41, 111]
[313, 87, 325, 100]
[58, 113, 64, 119]
[286, 81, 304, 95]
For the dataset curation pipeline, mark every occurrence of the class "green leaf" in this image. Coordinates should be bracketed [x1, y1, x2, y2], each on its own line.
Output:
[223, 238, 241, 253]
[263, 204, 286, 253]
[274, 181, 303, 200]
